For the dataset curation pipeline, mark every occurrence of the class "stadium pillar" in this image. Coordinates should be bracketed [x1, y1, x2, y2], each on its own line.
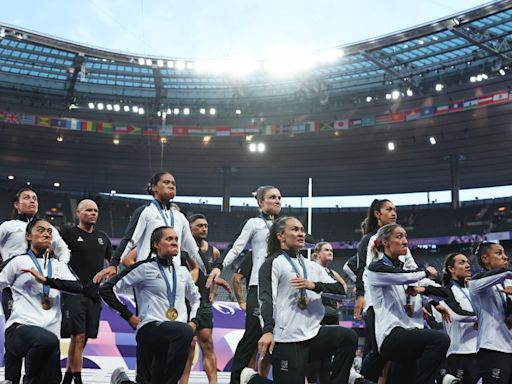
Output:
[222, 166, 232, 212]
[450, 154, 461, 209]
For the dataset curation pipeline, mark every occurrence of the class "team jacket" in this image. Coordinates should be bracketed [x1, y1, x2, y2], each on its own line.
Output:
[0, 215, 70, 263]
[111, 202, 205, 273]
[258, 250, 345, 343]
[367, 256, 431, 350]
[100, 256, 201, 333]
[468, 268, 512, 353]
[423, 282, 477, 356]
[220, 215, 273, 287]
[0, 253, 82, 337]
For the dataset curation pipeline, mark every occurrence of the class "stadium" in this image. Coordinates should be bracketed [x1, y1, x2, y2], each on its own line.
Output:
[1, 1, 512, 383]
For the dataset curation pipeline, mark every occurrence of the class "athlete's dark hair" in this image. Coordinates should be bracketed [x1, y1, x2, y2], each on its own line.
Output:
[25, 218, 51, 251]
[364, 199, 392, 235]
[146, 172, 171, 196]
[267, 216, 294, 256]
[11, 188, 37, 219]
[442, 252, 464, 286]
[189, 213, 206, 224]
[148, 226, 172, 258]
[474, 242, 497, 268]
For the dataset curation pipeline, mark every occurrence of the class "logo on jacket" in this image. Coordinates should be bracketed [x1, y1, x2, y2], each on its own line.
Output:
[492, 368, 501, 379]
[77, 236, 84, 242]
[98, 238, 104, 245]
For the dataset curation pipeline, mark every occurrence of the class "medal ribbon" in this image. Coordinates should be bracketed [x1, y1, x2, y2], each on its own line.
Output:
[495, 285, 512, 320]
[152, 200, 174, 228]
[259, 213, 273, 231]
[450, 280, 473, 308]
[157, 259, 177, 308]
[27, 250, 52, 297]
[282, 251, 308, 298]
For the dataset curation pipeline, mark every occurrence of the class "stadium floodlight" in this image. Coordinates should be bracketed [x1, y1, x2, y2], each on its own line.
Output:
[257, 143, 266, 152]
[7, 175, 15, 180]
[145, 59, 152, 66]
[227, 57, 259, 77]
[176, 61, 186, 70]
[132, 105, 138, 113]
[167, 60, 174, 69]
[88, 102, 95, 109]
[391, 90, 400, 100]
[0, 28, 5, 38]
[209, 108, 216, 115]
[418, 40, 424, 45]
[157, 59, 164, 67]
[113, 138, 120, 145]
[385, 93, 391, 100]
[470, 76, 476, 82]
[195, 60, 207, 73]
[97, 102, 104, 110]
[203, 136, 212, 144]
[366, 96, 373, 103]
[53, 182, 61, 188]
[235, 109, 242, 115]
[476, 74, 482, 82]
[123, 105, 130, 112]
[499, 68, 506, 76]
[187, 62, 195, 70]
[113, 104, 120, 112]
[481, 73, 488, 80]
[160, 137, 168, 144]
[106, 104, 113, 111]
[200, 108, 206, 115]
[387, 141, 395, 151]
[249, 143, 257, 152]
[138, 58, 145, 65]
[432, 35, 439, 41]
[183, 108, 190, 115]
[56, 133, 64, 142]
[157, 111, 161, 117]
[138, 108, 144, 115]
[167, 108, 172, 114]
[174, 108, 180, 115]
[406, 88, 413, 96]
[429, 136, 437, 145]
[264, 50, 315, 74]
[317, 48, 344, 63]
[435, 83, 444, 91]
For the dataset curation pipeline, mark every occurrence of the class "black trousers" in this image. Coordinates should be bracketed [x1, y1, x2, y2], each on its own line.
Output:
[2, 287, 22, 384]
[360, 306, 386, 381]
[446, 353, 480, 384]
[269, 325, 358, 384]
[136, 321, 194, 384]
[5, 323, 62, 384]
[305, 315, 339, 384]
[478, 348, 512, 384]
[379, 327, 450, 384]
[231, 286, 262, 384]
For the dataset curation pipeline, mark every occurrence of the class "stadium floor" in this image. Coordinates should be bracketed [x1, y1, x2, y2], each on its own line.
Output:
[0, 368, 231, 383]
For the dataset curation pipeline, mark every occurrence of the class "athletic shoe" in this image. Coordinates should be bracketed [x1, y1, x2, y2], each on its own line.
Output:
[442, 374, 462, 384]
[240, 367, 258, 384]
[349, 368, 363, 384]
[111, 367, 135, 384]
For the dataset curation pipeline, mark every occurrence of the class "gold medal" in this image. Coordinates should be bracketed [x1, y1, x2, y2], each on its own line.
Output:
[404, 303, 413, 317]
[166, 307, 179, 321]
[41, 296, 53, 310]
[297, 295, 308, 310]
[505, 316, 512, 330]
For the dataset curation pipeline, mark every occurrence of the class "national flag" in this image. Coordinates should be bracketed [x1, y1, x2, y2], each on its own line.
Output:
[349, 119, 361, 128]
[173, 126, 188, 136]
[67, 118, 80, 130]
[362, 116, 376, 127]
[81, 121, 97, 132]
[478, 95, 493, 107]
[188, 128, 204, 136]
[463, 98, 478, 110]
[420, 106, 436, 118]
[319, 121, 334, 131]
[278, 125, 291, 135]
[143, 127, 158, 136]
[114, 125, 128, 134]
[492, 90, 509, 104]
[20, 113, 36, 125]
[97, 122, 113, 133]
[36, 116, 51, 127]
[436, 104, 450, 115]
[259, 125, 275, 136]
[389, 112, 405, 123]
[231, 127, 245, 136]
[405, 108, 420, 121]
[216, 127, 231, 136]
[51, 118, 67, 128]
[375, 114, 390, 125]
[159, 125, 173, 136]
[450, 100, 464, 112]
[127, 124, 142, 135]
[334, 120, 349, 130]
[291, 124, 306, 134]
[244, 126, 260, 134]
[6, 113, 20, 124]
[304, 121, 320, 132]
[0, 112, 4, 122]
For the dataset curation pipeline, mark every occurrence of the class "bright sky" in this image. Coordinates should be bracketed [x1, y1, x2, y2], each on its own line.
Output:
[2, 0, 492, 59]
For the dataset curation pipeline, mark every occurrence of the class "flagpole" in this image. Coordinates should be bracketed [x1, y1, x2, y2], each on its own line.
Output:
[307, 177, 313, 260]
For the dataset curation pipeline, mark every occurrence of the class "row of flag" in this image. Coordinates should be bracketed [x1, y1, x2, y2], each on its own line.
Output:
[0, 90, 510, 137]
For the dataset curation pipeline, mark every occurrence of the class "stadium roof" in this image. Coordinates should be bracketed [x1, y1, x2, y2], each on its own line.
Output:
[1, 2, 512, 198]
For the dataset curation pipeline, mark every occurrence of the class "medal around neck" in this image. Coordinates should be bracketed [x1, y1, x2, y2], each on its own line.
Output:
[404, 303, 414, 317]
[166, 307, 179, 321]
[297, 295, 308, 310]
[41, 296, 53, 310]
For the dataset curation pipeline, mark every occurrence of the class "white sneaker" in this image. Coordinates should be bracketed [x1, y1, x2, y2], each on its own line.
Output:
[442, 374, 461, 384]
[240, 367, 258, 384]
[111, 367, 133, 384]
[348, 367, 363, 384]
